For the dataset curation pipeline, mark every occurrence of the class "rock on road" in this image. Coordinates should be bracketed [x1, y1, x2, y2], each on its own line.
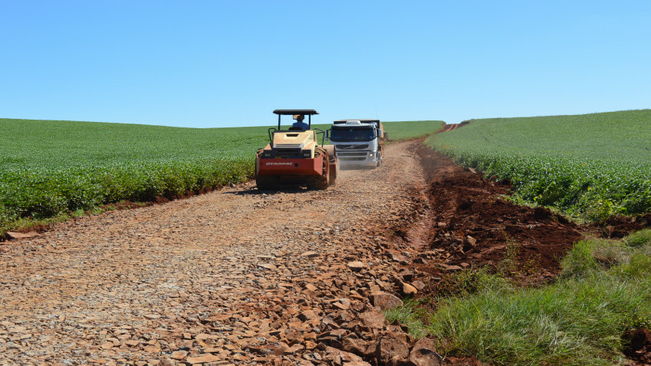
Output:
[0, 141, 438, 366]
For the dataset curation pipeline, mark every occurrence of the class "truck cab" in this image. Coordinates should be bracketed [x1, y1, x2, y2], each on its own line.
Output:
[328, 119, 384, 169]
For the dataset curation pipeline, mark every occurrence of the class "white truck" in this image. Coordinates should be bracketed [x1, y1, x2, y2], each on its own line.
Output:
[327, 119, 386, 169]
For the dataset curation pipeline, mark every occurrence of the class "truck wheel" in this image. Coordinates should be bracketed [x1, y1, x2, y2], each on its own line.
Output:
[376, 151, 382, 167]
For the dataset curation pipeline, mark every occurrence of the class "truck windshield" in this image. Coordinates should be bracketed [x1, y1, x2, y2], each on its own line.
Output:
[330, 128, 375, 141]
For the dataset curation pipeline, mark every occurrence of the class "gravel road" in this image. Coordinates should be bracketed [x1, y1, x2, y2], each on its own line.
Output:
[1, 141, 434, 366]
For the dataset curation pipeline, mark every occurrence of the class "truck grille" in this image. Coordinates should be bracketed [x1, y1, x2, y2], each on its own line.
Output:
[337, 144, 369, 150]
[337, 151, 370, 161]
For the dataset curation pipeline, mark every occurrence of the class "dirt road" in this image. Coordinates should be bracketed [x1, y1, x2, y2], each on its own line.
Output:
[1, 141, 436, 365]
[5, 139, 644, 366]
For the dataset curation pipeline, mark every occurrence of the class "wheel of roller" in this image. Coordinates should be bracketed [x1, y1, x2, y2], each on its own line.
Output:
[307, 148, 329, 190]
[256, 175, 279, 190]
[255, 150, 278, 190]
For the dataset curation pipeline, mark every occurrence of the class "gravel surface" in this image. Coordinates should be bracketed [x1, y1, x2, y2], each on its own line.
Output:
[1, 141, 433, 366]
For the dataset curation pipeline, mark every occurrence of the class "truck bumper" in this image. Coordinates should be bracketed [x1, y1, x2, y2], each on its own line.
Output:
[336, 151, 378, 168]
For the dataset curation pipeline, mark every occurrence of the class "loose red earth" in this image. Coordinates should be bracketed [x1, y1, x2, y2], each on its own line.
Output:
[414, 144, 583, 286]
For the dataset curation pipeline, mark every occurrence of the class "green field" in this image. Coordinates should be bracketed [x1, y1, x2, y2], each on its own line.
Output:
[383, 120, 446, 141]
[426, 110, 651, 221]
[0, 118, 443, 234]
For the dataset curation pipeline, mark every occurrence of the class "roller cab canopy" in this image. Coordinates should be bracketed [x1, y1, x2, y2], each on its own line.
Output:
[333, 119, 379, 123]
[274, 109, 319, 116]
[272, 109, 319, 130]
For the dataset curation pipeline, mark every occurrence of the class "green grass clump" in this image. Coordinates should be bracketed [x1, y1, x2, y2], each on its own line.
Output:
[384, 298, 430, 339]
[412, 231, 651, 366]
[438, 266, 514, 298]
[426, 110, 651, 221]
[625, 229, 651, 248]
[429, 278, 650, 365]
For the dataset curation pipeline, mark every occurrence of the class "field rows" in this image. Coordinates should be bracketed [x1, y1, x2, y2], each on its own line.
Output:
[427, 110, 651, 220]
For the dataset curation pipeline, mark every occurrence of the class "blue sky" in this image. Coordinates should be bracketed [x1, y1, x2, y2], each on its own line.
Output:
[1, 1, 649, 128]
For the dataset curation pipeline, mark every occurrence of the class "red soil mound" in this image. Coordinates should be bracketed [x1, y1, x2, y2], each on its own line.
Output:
[413, 144, 583, 286]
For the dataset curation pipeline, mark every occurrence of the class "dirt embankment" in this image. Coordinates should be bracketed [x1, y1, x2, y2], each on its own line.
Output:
[1, 139, 649, 366]
[408, 145, 584, 287]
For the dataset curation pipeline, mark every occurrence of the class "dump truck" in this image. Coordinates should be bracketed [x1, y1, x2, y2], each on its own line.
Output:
[327, 119, 386, 169]
[255, 109, 338, 190]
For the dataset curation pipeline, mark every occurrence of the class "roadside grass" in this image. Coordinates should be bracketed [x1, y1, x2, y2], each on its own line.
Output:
[384, 298, 430, 339]
[425, 110, 651, 221]
[385, 230, 651, 366]
[625, 229, 651, 248]
[0, 118, 440, 236]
